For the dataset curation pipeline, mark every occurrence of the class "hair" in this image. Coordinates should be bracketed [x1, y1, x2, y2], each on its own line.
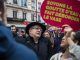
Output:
[65, 31, 80, 45]
[10, 25, 18, 32]
[74, 31, 80, 45]
[0, 0, 6, 19]
[11, 25, 16, 28]
[43, 30, 51, 37]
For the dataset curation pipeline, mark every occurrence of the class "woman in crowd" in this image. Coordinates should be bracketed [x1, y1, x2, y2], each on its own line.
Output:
[50, 27, 80, 60]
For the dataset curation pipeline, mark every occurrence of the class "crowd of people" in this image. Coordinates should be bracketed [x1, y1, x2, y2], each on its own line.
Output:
[0, 0, 80, 60]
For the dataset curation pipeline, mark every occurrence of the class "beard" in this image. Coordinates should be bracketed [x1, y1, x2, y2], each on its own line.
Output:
[12, 32, 17, 37]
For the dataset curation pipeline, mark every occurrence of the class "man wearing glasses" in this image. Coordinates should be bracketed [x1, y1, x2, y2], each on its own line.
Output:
[25, 22, 51, 60]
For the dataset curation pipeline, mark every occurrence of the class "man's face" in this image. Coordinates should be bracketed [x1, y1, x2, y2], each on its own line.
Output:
[29, 25, 42, 38]
[43, 32, 50, 38]
[11, 26, 16, 33]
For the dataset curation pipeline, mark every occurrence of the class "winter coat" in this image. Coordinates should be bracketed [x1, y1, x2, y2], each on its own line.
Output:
[25, 36, 51, 60]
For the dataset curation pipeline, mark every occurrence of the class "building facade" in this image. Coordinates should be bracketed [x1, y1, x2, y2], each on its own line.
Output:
[6, 0, 44, 27]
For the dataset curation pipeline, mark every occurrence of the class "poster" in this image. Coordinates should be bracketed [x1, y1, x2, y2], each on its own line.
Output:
[40, 0, 80, 31]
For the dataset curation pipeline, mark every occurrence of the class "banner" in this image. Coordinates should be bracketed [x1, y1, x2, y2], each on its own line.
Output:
[40, 0, 80, 31]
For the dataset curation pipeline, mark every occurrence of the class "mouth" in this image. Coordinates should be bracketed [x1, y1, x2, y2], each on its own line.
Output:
[36, 33, 41, 35]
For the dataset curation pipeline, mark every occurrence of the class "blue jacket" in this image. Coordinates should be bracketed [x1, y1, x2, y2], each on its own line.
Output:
[0, 22, 38, 60]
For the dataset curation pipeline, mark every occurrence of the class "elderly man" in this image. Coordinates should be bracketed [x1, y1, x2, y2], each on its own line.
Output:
[25, 22, 51, 60]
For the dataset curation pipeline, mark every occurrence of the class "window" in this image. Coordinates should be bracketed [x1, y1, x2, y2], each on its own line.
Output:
[23, 13, 26, 20]
[31, 0, 35, 2]
[31, 0, 36, 10]
[13, 11, 17, 18]
[38, 15, 41, 22]
[38, 2, 41, 10]
[21, 0, 27, 7]
[13, 0, 17, 4]
[31, 13, 34, 21]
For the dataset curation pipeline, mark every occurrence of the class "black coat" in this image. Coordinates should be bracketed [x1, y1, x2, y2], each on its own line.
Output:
[25, 36, 51, 60]
[13, 34, 26, 44]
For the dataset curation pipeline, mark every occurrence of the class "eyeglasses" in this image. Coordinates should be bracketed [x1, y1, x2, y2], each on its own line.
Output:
[31, 26, 42, 31]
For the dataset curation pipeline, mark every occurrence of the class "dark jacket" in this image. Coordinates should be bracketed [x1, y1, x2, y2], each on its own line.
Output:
[13, 34, 26, 44]
[51, 33, 63, 55]
[25, 36, 50, 60]
[0, 22, 38, 60]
